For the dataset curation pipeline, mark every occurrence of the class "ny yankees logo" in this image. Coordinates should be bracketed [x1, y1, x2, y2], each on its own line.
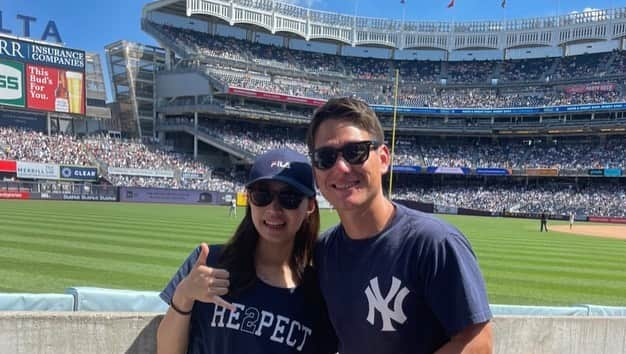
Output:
[364, 276, 409, 331]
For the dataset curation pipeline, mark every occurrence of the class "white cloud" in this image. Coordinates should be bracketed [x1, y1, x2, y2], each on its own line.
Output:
[570, 7, 600, 14]
[280, 0, 324, 8]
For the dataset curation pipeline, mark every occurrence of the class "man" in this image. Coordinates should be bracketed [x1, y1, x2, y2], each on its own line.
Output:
[569, 212, 575, 230]
[228, 197, 237, 217]
[306, 97, 493, 354]
[540, 212, 548, 232]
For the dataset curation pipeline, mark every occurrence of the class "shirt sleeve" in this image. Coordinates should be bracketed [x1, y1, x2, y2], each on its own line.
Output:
[420, 232, 492, 337]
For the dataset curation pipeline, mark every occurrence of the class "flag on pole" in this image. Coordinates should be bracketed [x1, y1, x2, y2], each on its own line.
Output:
[447, 0, 455, 8]
[501, 0, 506, 7]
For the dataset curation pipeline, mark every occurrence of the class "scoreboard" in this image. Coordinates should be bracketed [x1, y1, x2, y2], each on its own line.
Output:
[0, 34, 85, 115]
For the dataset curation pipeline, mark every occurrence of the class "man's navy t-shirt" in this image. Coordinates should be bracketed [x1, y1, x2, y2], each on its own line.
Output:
[315, 203, 492, 354]
[161, 245, 337, 354]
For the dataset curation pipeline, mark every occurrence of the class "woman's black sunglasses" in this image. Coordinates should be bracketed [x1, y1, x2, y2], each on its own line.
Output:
[247, 188, 306, 210]
[310, 140, 381, 170]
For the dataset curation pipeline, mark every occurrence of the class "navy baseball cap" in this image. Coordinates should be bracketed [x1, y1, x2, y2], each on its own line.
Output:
[246, 148, 315, 197]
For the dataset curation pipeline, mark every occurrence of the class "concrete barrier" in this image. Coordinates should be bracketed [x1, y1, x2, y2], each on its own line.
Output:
[0, 312, 160, 354]
[493, 316, 626, 354]
[1, 313, 625, 354]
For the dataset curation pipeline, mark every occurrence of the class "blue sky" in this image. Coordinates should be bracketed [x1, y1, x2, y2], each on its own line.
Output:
[2, 0, 624, 100]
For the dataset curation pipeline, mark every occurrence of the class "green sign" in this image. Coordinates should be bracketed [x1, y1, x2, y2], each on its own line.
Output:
[0, 59, 25, 108]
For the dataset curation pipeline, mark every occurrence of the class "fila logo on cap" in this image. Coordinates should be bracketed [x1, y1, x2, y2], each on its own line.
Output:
[271, 161, 291, 169]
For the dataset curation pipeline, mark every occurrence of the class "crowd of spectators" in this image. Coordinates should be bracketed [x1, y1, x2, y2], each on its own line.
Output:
[151, 22, 626, 108]
[0, 128, 91, 166]
[184, 122, 626, 170]
[394, 183, 626, 217]
[0, 127, 244, 192]
[3, 126, 626, 216]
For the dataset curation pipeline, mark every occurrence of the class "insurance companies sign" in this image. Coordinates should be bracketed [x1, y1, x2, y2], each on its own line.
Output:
[0, 60, 25, 107]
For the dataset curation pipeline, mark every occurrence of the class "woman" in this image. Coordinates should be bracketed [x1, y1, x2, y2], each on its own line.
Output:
[157, 148, 337, 354]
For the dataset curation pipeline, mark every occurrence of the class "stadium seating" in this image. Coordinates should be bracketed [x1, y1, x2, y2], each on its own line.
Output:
[148, 21, 626, 108]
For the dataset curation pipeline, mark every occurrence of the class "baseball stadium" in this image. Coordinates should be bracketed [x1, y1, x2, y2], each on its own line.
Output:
[1, 0, 626, 352]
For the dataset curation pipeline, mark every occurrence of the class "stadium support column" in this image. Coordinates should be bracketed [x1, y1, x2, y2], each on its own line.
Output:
[194, 106, 198, 159]
[157, 113, 165, 143]
[47, 112, 51, 136]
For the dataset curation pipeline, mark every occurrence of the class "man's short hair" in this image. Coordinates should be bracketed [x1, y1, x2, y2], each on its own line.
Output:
[306, 97, 385, 151]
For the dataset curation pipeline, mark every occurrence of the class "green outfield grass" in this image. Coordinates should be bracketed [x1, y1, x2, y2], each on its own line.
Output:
[0, 200, 624, 306]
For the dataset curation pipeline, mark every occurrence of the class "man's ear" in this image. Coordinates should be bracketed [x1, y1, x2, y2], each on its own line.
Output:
[378, 144, 391, 174]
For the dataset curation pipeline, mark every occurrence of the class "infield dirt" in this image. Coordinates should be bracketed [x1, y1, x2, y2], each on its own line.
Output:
[551, 224, 626, 240]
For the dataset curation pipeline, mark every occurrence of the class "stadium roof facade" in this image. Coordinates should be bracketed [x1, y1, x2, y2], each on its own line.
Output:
[143, 0, 626, 57]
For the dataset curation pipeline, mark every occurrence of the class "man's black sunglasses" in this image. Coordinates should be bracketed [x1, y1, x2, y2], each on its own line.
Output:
[311, 140, 381, 170]
[247, 188, 306, 210]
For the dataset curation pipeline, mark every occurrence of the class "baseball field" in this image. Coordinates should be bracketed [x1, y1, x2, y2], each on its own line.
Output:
[0, 200, 624, 306]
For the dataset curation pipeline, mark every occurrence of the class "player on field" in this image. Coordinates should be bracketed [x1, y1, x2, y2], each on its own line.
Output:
[228, 197, 237, 217]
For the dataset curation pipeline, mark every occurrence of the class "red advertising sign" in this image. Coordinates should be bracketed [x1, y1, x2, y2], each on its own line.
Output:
[0, 160, 17, 172]
[564, 83, 616, 94]
[228, 87, 326, 107]
[25, 64, 84, 115]
[0, 191, 30, 199]
[26, 64, 56, 111]
[588, 216, 626, 224]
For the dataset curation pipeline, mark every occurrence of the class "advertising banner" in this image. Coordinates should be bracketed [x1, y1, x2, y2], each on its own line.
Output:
[16, 161, 59, 180]
[588, 216, 626, 224]
[0, 35, 85, 115]
[108, 167, 174, 178]
[426, 166, 470, 175]
[0, 160, 17, 173]
[434, 205, 458, 215]
[0, 191, 30, 199]
[25, 65, 85, 115]
[181, 171, 204, 180]
[119, 187, 229, 205]
[564, 83, 615, 94]
[0, 59, 25, 108]
[526, 168, 558, 176]
[392, 166, 422, 174]
[236, 191, 248, 207]
[228, 87, 326, 107]
[475, 168, 511, 176]
[588, 169, 604, 176]
[371, 102, 626, 116]
[59, 165, 98, 181]
[35, 192, 118, 202]
[603, 168, 622, 177]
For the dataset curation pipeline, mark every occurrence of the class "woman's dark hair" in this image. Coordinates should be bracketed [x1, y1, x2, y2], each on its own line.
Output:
[218, 199, 320, 297]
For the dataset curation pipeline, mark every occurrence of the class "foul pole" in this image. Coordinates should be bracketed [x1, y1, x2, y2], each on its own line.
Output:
[387, 68, 400, 199]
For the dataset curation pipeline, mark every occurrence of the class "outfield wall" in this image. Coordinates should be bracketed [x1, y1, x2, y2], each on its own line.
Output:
[1, 312, 625, 354]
